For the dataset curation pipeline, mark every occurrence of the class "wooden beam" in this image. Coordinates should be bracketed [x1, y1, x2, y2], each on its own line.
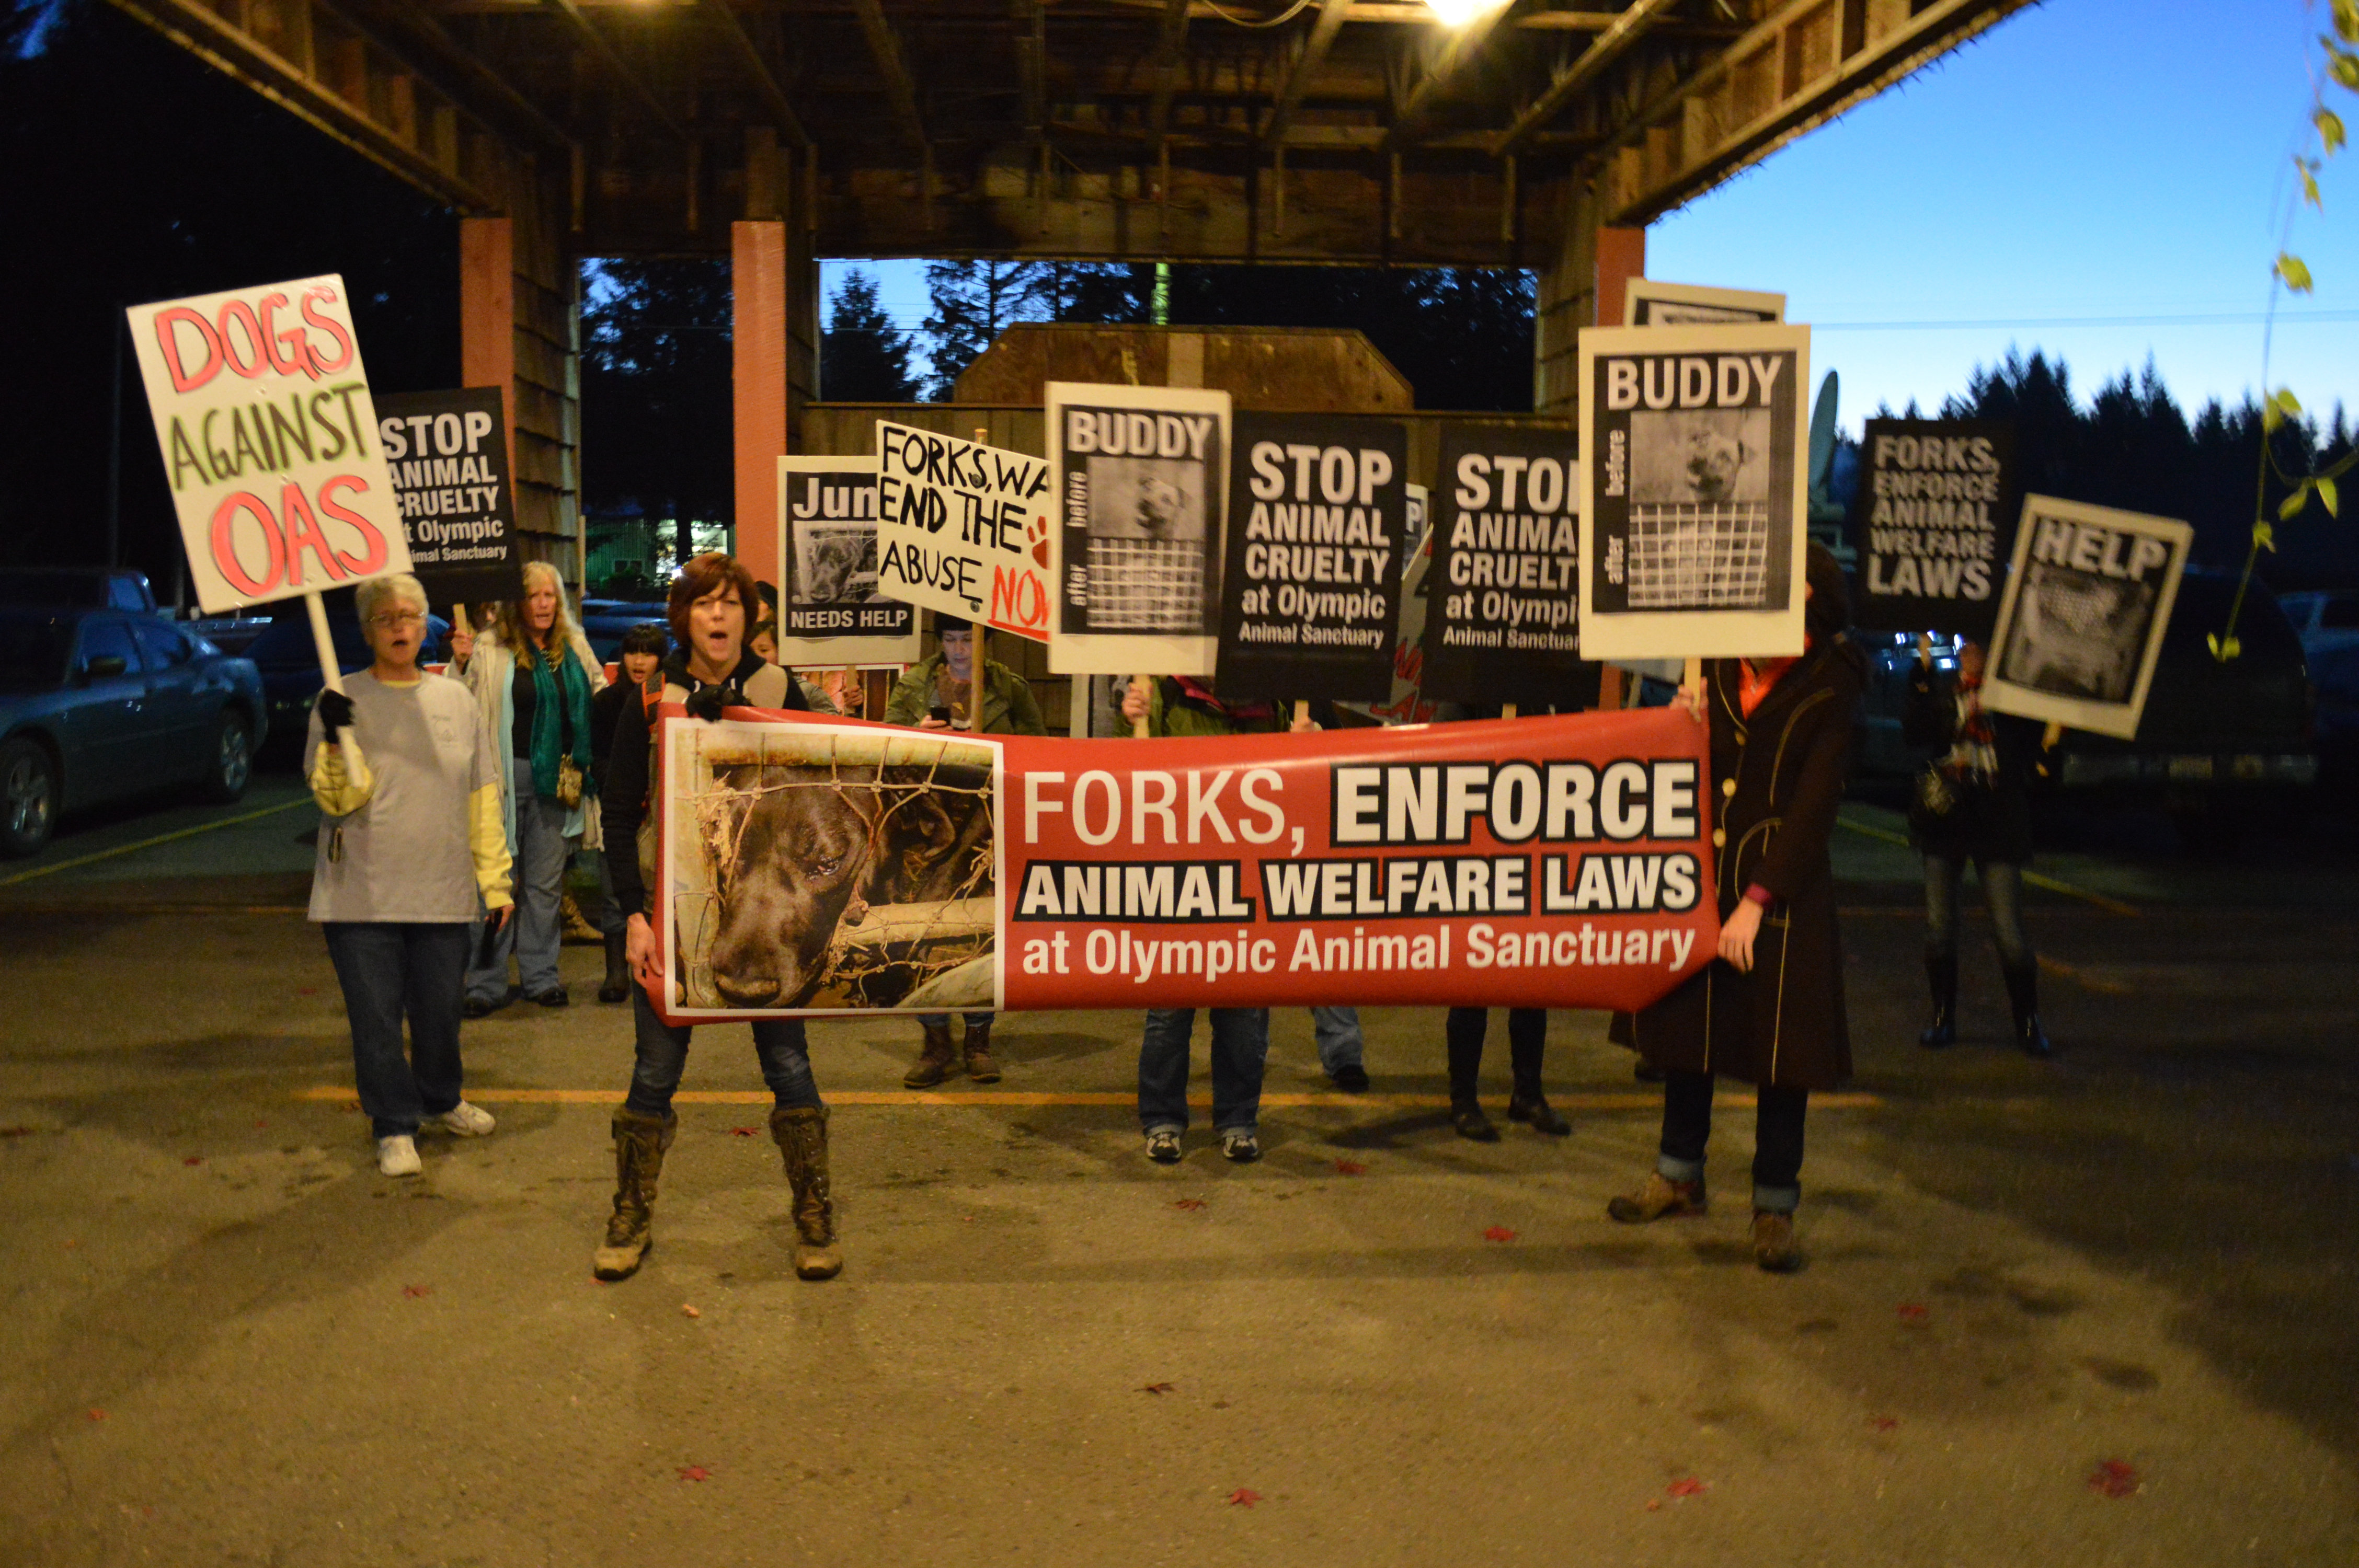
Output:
[1260, 0, 1349, 146]
[1382, 0, 1517, 150]
[1144, 0, 1193, 142]
[1490, 0, 1680, 156]
[1014, 0, 1047, 138]
[346, 0, 576, 154]
[538, 0, 688, 140]
[851, 0, 930, 156]
[698, 0, 809, 148]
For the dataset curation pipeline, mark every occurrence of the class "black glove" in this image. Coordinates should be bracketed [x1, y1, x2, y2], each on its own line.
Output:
[683, 682, 742, 723]
[317, 688, 356, 740]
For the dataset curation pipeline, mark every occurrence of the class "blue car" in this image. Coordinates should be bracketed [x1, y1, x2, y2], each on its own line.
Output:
[0, 606, 268, 857]
[245, 604, 451, 756]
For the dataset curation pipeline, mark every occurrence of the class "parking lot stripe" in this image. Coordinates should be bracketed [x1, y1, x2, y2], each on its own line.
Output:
[0, 798, 309, 887]
[1837, 813, 2142, 917]
[293, 1086, 1883, 1110]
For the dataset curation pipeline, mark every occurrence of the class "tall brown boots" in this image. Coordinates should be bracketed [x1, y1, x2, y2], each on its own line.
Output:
[592, 1108, 676, 1281]
[769, 1104, 842, 1280]
[904, 1019, 958, 1088]
[961, 1017, 1000, 1083]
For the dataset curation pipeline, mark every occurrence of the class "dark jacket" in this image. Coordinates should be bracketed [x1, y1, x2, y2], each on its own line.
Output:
[1902, 665, 2041, 864]
[601, 651, 806, 920]
[1142, 678, 1339, 738]
[1611, 637, 1868, 1091]
[589, 677, 650, 794]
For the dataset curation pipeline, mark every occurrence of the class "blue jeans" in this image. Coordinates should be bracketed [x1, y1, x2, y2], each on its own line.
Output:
[1311, 1006, 1363, 1074]
[1139, 1007, 1270, 1135]
[467, 756, 574, 1004]
[623, 986, 821, 1117]
[1924, 854, 2031, 967]
[1657, 1068, 1810, 1215]
[592, 843, 627, 937]
[322, 921, 472, 1139]
[918, 1013, 992, 1032]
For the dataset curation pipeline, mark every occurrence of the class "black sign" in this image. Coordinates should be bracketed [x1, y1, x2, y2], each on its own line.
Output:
[780, 458, 916, 658]
[1850, 418, 2020, 637]
[1215, 413, 1405, 704]
[1420, 425, 1593, 709]
[373, 387, 520, 606]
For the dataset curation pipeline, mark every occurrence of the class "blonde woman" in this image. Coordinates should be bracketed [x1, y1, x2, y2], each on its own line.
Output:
[308, 573, 511, 1176]
[452, 561, 607, 1013]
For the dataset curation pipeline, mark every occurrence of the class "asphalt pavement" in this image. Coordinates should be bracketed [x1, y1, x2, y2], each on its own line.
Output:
[1, 771, 2354, 1566]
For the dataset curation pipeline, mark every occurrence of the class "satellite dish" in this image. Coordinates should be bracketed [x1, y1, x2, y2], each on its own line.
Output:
[1807, 370, 1840, 492]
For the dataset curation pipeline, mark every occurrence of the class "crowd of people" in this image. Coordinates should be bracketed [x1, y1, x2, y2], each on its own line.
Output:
[304, 544, 2056, 1286]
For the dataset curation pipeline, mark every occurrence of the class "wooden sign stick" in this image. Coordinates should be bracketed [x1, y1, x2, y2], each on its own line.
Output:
[1292, 699, 1310, 730]
[1500, 703, 1518, 719]
[1132, 674, 1153, 739]
[306, 590, 368, 777]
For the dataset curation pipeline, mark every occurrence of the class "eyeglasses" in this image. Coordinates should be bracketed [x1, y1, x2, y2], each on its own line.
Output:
[368, 610, 427, 629]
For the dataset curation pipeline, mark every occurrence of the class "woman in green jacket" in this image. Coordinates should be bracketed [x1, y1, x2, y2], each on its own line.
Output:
[886, 617, 1044, 1085]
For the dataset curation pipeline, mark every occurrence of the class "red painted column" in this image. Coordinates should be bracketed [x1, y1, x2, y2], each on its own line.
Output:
[1595, 224, 1647, 331]
[732, 220, 788, 591]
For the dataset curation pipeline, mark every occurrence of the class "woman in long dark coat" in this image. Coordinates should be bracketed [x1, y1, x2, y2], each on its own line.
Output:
[1607, 546, 1864, 1272]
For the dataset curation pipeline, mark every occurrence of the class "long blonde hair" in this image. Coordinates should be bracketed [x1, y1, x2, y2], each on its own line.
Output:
[493, 561, 583, 659]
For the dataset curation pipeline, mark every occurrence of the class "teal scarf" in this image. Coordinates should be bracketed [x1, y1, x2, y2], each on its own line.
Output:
[525, 640, 593, 801]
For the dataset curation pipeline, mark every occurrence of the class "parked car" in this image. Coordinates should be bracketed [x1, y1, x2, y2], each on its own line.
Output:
[0, 607, 267, 857]
[0, 567, 157, 616]
[2309, 640, 2359, 799]
[579, 598, 671, 663]
[245, 603, 451, 756]
[2276, 589, 2359, 662]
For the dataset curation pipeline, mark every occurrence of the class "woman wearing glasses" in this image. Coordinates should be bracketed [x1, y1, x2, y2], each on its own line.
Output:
[450, 560, 608, 1014]
[308, 574, 513, 1176]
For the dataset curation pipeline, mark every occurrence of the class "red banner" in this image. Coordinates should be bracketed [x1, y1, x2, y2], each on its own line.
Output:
[652, 706, 1716, 1021]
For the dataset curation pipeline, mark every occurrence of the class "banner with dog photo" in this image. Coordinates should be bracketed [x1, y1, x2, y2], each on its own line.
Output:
[1577, 323, 1812, 661]
[775, 455, 922, 665]
[1045, 382, 1230, 677]
[1981, 495, 2192, 740]
[650, 703, 1723, 1021]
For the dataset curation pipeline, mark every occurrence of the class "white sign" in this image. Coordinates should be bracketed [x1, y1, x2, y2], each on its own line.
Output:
[1045, 381, 1231, 677]
[127, 274, 409, 614]
[1982, 494, 2192, 740]
[1623, 280, 1787, 327]
[873, 421, 1053, 644]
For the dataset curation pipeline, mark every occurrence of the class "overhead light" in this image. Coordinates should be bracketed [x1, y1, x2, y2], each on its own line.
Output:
[1424, 0, 1505, 25]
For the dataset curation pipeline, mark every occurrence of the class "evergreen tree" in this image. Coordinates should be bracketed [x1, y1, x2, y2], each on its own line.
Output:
[820, 268, 919, 401]
[581, 259, 733, 569]
[921, 260, 1057, 398]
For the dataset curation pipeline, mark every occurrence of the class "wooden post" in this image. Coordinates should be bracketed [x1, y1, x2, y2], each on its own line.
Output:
[1500, 702, 1518, 720]
[1595, 664, 1624, 711]
[1291, 699, 1310, 730]
[1131, 674, 1152, 739]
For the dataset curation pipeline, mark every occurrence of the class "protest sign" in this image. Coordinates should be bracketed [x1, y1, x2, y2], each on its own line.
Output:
[1046, 382, 1230, 677]
[373, 387, 519, 607]
[1623, 280, 1786, 327]
[873, 421, 1053, 643]
[651, 704, 1717, 1020]
[1982, 495, 2191, 739]
[127, 274, 409, 616]
[775, 455, 922, 664]
[1850, 418, 2020, 637]
[1421, 425, 1592, 709]
[1339, 485, 1439, 726]
[1215, 413, 1405, 704]
[1577, 323, 1811, 661]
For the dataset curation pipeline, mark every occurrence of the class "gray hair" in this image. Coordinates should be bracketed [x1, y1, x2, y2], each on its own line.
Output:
[356, 573, 429, 626]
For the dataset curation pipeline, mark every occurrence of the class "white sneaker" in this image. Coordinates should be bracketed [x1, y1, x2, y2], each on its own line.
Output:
[436, 1101, 496, 1137]
[377, 1135, 422, 1177]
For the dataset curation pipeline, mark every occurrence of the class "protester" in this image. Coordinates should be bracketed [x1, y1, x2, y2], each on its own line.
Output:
[587, 621, 668, 1004]
[1904, 638, 2053, 1056]
[1607, 545, 1864, 1273]
[885, 615, 1045, 1086]
[307, 573, 512, 1178]
[748, 615, 779, 665]
[596, 551, 843, 1282]
[451, 561, 606, 1014]
[1444, 1009, 1567, 1139]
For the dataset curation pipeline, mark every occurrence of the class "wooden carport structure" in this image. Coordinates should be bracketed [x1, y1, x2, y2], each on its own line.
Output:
[102, 0, 2036, 588]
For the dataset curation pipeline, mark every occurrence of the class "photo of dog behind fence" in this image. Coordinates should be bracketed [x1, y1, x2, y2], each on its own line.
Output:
[664, 724, 998, 1013]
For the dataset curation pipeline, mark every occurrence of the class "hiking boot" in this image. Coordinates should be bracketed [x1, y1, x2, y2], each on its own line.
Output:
[377, 1134, 422, 1178]
[597, 931, 630, 1004]
[904, 1019, 959, 1089]
[1607, 1171, 1708, 1224]
[1507, 1092, 1571, 1136]
[962, 1018, 1001, 1083]
[1919, 948, 1958, 1048]
[435, 1101, 496, 1137]
[1143, 1129, 1183, 1165]
[592, 1109, 677, 1281]
[1751, 1208, 1802, 1273]
[771, 1104, 842, 1281]
[1451, 1104, 1501, 1143]
[559, 891, 601, 944]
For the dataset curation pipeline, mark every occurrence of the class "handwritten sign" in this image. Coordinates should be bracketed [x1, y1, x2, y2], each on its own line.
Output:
[873, 421, 1052, 643]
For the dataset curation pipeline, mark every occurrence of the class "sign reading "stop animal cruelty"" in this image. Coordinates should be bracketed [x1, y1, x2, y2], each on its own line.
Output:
[127, 275, 409, 615]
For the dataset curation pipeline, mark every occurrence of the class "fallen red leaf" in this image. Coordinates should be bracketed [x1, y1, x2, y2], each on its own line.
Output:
[253, 1121, 268, 1129]
[0, 1125, 36, 1137]
[1173, 1198, 1207, 1211]
[681, 1304, 702, 1319]
[2088, 1459, 2139, 1499]
[1483, 1225, 1519, 1243]
[1665, 1477, 1707, 1497]
[1870, 1416, 1899, 1432]
[1141, 1382, 1175, 1394]
[1333, 1159, 1367, 1175]
[678, 1466, 712, 1483]
[1228, 1488, 1263, 1508]
[1644, 1498, 1663, 1513]
[730, 1127, 758, 1137]
[86, 1409, 105, 1422]
[295, 987, 317, 997]
[402, 1284, 433, 1299]
[1897, 1302, 1929, 1321]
